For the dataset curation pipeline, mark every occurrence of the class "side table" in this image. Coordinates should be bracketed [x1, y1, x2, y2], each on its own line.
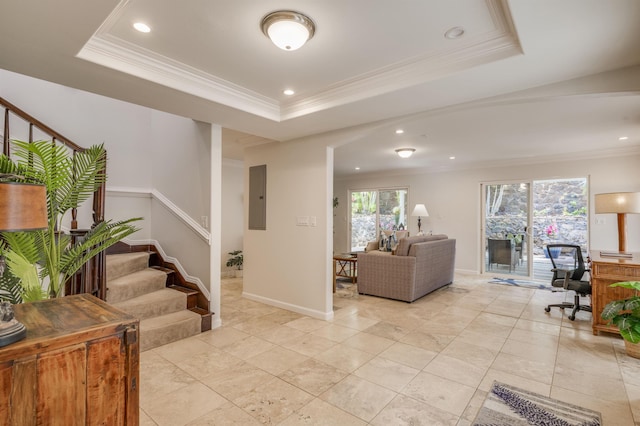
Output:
[333, 254, 358, 292]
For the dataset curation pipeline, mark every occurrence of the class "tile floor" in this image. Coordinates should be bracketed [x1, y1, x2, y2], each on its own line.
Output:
[139, 274, 640, 425]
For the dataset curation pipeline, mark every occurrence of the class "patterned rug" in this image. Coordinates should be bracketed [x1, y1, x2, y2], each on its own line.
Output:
[335, 280, 358, 298]
[489, 277, 555, 291]
[473, 382, 601, 426]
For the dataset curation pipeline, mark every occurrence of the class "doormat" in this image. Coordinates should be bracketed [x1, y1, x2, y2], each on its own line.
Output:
[489, 277, 555, 291]
[472, 381, 601, 426]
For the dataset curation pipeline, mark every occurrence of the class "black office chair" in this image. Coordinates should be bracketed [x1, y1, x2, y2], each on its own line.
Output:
[544, 244, 592, 320]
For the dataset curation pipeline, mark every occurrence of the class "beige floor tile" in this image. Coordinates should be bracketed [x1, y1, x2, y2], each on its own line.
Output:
[507, 327, 559, 349]
[279, 398, 366, 425]
[313, 343, 375, 372]
[440, 339, 499, 370]
[140, 409, 157, 426]
[491, 351, 555, 384]
[320, 375, 397, 422]
[197, 327, 249, 348]
[257, 324, 307, 345]
[343, 332, 395, 354]
[553, 364, 628, 402]
[260, 308, 304, 324]
[310, 323, 361, 342]
[370, 394, 458, 426]
[331, 313, 380, 331]
[625, 382, 640, 424]
[185, 401, 262, 425]
[278, 358, 348, 396]
[378, 342, 437, 370]
[551, 386, 635, 426]
[423, 354, 487, 388]
[231, 316, 280, 334]
[452, 329, 506, 352]
[200, 361, 274, 401]
[514, 317, 561, 336]
[465, 312, 517, 338]
[281, 333, 337, 356]
[354, 356, 420, 391]
[245, 346, 309, 375]
[222, 335, 275, 360]
[399, 330, 456, 352]
[401, 371, 475, 417]
[152, 335, 214, 364]
[362, 321, 411, 340]
[501, 337, 557, 363]
[233, 377, 314, 424]
[458, 389, 488, 425]
[483, 299, 527, 317]
[139, 351, 198, 408]
[285, 316, 328, 332]
[144, 382, 227, 426]
[174, 346, 243, 379]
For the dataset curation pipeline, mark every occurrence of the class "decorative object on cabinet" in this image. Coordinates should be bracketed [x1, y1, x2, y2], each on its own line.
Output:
[601, 281, 640, 359]
[594, 192, 640, 253]
[590, 251, 640, 336]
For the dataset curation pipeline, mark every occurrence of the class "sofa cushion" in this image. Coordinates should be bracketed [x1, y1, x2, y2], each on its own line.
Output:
[395, 234, 448, 256]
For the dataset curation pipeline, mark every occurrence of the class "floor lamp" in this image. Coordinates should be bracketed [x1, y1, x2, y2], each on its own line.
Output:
[411, 204, 429, 235]
[594, 192, 640, 253]
[0, 180, 48, 347]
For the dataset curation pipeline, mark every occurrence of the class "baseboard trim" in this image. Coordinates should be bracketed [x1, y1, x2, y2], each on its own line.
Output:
[242, 291, 334, 321]
[455, 268, 478, 275]
[122, 237, 211, 301]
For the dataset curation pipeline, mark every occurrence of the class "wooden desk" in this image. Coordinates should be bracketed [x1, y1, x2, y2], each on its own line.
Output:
[0, 294, 139, 425]
[590, 251, 640, 336]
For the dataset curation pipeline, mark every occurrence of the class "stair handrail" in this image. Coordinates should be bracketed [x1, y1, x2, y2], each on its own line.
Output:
[1, 96, 107, 300]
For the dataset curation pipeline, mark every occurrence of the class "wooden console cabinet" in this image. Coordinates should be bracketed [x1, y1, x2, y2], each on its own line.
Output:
[590, 251, 640, 336]
[0, 294, 139, 425]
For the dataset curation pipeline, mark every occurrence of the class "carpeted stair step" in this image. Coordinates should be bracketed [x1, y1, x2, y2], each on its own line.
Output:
[140, 310, 202, 351]
[106, 268, 168, 304]
[112, 288, 187, 320]
[106, 252, 151, 282]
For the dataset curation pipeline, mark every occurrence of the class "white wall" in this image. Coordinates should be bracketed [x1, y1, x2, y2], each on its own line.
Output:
[243, 140, 333, 320]
[221, 159, 244, 277]
[1, 69, 217, 310]
[334, 154, 640, 273]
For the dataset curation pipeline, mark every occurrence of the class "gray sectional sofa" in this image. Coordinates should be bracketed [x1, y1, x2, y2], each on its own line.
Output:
[357, 234, 456, 302]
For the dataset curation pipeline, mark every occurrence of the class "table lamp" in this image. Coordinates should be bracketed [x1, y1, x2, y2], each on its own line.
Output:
[594, 192, 640, 253]
[411, 203, 429, 235]
[0, 180, 48, 347]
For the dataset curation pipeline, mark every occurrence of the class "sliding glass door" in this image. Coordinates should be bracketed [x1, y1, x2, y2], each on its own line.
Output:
[482, 178, 588, 280]
[350, 188, 408, 252]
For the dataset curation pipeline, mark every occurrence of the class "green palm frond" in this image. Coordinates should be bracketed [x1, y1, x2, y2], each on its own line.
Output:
[59, 218, 140, 280]
[1, 231, 42, 264]
[0, 268, 24, 304]
[4, 250, 45, 302]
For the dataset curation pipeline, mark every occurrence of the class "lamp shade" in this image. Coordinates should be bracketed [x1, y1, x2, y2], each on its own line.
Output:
[411, 204, 429, 217]
[594, 192, 640, 214]
[0, 182, 48, 231]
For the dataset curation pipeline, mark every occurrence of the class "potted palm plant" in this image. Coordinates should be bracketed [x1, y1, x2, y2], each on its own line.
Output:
[601, 281, 640, 359]
[226, 250, 243, 278]
[0, 140, 140, 303]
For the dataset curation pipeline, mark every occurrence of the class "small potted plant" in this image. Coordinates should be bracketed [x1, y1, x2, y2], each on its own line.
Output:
[226, 250, 243, 278]
[601, 281, 640, 359]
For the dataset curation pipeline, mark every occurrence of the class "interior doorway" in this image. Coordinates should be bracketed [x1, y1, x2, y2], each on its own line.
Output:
[482, 178, 588, 280]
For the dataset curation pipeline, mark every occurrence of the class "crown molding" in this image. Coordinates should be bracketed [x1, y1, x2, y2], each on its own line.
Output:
[77, 0, 520, 123]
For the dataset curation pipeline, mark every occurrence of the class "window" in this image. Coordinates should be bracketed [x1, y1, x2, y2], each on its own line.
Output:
[350, 188, 408, 251]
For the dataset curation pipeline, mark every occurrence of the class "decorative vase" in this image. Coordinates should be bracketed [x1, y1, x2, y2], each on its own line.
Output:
[544, 246, 561, 259]
[625, 339, 640, 359]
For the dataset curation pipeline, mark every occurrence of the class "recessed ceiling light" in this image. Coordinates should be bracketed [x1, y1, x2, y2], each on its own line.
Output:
[444, 26, 464, 39]
[395, 148, 415, 159]
[133, 22, 151, 33]
[449, 156, 456, 160]
[619, 136, 629, 140]
[283, 89, 295, 96]
[395, 129, 404, 134]
[355, 167, 360, 171]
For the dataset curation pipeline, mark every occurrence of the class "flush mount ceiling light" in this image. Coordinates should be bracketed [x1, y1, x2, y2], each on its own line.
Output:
[444, 26, 465, 39]
[261, 10, 315, 51]
[395, 148, 415, 158]
[133, 22, 151, 33]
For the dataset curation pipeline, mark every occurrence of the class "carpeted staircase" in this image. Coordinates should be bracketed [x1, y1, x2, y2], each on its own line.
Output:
[106, 252, 202, 351]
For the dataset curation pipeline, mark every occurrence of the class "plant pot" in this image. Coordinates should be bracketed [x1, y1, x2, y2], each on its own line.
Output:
[234, 269, 243, 278]
[544, 247, 561, 259]
[624, 339, 640, 359]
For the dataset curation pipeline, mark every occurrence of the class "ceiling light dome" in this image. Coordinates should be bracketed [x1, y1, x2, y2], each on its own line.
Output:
[261, 10, 315, 51]
[395, 148, 415, 158]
